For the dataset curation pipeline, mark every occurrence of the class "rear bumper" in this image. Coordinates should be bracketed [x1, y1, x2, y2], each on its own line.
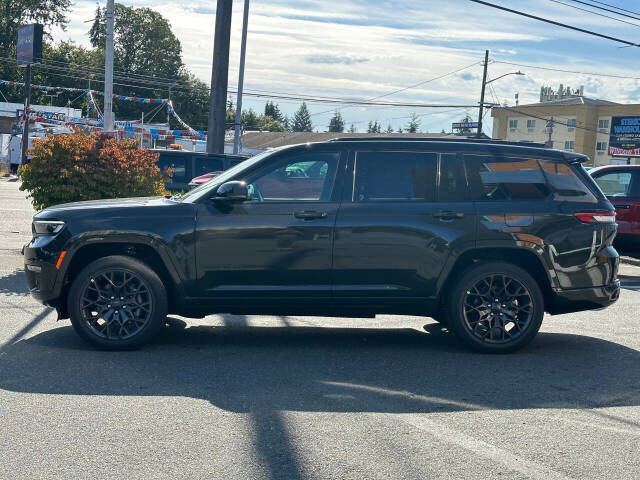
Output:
[550, 279, 620, 314]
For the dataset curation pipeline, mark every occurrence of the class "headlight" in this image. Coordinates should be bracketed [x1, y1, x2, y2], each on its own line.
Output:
[33, 220, 65, 236]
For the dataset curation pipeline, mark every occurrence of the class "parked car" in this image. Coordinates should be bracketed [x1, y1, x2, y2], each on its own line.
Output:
[188, 171, 222, 189]
[590, 165, 640, 242]
[154, 150, 247, 191]
[24, 138, 620, 353]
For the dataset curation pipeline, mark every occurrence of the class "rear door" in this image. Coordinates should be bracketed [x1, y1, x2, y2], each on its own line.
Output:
[332, 148, 475, 304]
[592, 169, 640, 237]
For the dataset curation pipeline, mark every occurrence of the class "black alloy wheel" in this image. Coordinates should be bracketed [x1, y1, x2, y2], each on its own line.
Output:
[447, 262, 544, 353]
[79, 270, 153, 340]
[68, 255, 167, 350]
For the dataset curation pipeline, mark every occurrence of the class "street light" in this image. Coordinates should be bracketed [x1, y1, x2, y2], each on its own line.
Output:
[477, 49, 526, 138]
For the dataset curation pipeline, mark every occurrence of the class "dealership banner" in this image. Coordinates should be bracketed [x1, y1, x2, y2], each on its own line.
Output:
[609, 116, 640, 156]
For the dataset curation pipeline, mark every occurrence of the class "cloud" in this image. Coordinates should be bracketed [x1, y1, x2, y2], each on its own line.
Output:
[306, 55, 369, 65]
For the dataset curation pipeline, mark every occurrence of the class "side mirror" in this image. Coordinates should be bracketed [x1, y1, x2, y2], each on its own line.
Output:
[214, 181, 248, 202]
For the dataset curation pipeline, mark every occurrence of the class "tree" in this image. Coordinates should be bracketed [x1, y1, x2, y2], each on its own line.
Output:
[386, 124, 394, 133]
[258, 115, 285, 132]
[283, 115, 292, 132]
[241, 108, 260, 130]
[328, 111, 344, 132]
[405, 113, 421, 133]
[292, 102, 313, 132]
[264, 101, 283, 122]
[348, 124, 357, 133]
[0, 0, 72, 102]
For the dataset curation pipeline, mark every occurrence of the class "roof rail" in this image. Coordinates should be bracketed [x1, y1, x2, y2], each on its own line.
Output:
[327, 137, 546, 147]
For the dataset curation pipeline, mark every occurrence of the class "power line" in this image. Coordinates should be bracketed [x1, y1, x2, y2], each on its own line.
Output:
[565, 0, 640, 20]
[547, 0, 640, 27]
[492, 59, 640, 80]
[468, 0, 640, 46]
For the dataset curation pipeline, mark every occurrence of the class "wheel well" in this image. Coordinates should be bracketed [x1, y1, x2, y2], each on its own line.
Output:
[441, 248, 553, 309]
[63, 243, 176, 310]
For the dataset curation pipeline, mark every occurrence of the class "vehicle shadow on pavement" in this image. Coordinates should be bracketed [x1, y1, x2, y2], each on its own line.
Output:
[2, 318, 639, 414]
[2, 317, 639, 479]
[0, 269, 29, 296]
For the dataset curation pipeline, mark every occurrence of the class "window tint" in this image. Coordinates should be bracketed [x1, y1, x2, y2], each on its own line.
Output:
[194, 157, 224, 177]
[157, 155, 186, 182]
[538, 160, 597, 202]
[244, 152, 339, 202]
[464, 155, 550, 201]
[439, 154, 468, 201]
[354, 151, 437, 202]
[593, 171, 633, 197]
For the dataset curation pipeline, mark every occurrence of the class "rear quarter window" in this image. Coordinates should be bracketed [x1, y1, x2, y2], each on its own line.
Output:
[539, 160, 597, 203]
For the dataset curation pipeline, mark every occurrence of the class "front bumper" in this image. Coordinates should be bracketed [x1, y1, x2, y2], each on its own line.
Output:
[550, 279, 620, 314]
[23, 234, 69, 307]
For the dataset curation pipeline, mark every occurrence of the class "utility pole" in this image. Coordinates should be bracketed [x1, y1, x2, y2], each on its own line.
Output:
[546, 117, 554, 148]
[207, 0, 233, 154]
[476, 49, 489, 138]
[21, 64, 31, 165]
[104, 0, 115, 132]
[233, 0, 250, 154]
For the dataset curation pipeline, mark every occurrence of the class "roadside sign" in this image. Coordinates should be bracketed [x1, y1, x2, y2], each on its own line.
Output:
[452, 122, 479, 130]
[16, 24, 43, 66]
[609, 116, 640, 157]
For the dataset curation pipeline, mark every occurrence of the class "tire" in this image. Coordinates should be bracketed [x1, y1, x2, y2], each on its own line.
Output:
[67, 255, 168, 350]
[446, 262, 544, 353]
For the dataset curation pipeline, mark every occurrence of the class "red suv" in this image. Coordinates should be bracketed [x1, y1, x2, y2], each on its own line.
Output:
[591, 165, 640, 242]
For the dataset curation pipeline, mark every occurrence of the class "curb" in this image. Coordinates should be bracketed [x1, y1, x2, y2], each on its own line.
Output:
[620, 256, 640, 267]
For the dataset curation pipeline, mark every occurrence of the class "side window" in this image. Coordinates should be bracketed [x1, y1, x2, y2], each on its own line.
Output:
[464, 155, 550, 201]
[194, 157, 224, 177]
[354, 151, 437, 202]
[244, 152, 339, 202]
[538, 159, 597, 203]
[593, 172, 632, 197]
[157, 155, 186, 183]
[439, 154, 468, 201]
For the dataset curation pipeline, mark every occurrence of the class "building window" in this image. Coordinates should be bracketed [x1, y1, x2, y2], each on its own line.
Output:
[508, 119, 518, 130]
[567, 118, 577, 127]
[596, 141, 607, 152]
[564, 140, 575, 151]
[526, 119, 536, 129]
[598, 119, 609, 130]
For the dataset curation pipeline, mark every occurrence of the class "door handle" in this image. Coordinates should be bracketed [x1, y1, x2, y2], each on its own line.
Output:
[433, 210, 464, 220]
[294, 210, 328, 220]
[614, 204, 630, 209]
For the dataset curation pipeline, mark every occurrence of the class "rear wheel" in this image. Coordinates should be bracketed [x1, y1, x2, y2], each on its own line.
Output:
[446, 262, 544, 353]
[68, 255, 167, 350]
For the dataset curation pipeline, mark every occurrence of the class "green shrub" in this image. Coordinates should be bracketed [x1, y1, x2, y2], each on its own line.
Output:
[20, 133, 167, 210]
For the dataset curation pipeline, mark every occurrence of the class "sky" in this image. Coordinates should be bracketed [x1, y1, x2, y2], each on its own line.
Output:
[50, 0, 640, 134]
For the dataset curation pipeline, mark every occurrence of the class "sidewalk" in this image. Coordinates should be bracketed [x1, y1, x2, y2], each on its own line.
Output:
[0, 176, 34, 274]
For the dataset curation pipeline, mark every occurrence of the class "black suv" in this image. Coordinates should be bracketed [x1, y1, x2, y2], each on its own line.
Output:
[24, 139, 620, 353]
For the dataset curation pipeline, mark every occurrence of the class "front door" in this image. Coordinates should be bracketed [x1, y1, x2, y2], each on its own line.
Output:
[195, 147, 344, 304]
[332, 149, 475, 305]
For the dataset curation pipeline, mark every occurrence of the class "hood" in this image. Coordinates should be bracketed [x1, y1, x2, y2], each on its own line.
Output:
[34, 196, 183, 221]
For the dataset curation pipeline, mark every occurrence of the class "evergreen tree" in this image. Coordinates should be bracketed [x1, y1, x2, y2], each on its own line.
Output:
[292, 102, 313, 132]
[386, 124, 394, 133]
[328, 111, 345, 132]
[405, 113, 421, 133]
[397, 127, 403, 133]
[348, 124, 357, 133]
[264, 101, 283, 122]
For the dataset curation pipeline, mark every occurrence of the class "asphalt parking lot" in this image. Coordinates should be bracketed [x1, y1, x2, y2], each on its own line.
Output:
[1, 177, 639, 479]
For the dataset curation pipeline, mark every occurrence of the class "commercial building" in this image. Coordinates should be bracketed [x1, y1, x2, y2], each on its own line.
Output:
[491, 86, 640, 166]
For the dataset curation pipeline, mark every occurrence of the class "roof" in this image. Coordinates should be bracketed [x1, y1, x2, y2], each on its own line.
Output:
[516, 97, 619, 107]
[240, 132, 488, 150]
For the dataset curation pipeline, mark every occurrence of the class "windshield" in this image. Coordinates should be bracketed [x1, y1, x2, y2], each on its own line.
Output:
[180, 149, 281, 203]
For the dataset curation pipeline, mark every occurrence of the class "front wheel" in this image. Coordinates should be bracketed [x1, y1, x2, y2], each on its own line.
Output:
[446, 262, 544, 353]
[68, 255, 168, 350]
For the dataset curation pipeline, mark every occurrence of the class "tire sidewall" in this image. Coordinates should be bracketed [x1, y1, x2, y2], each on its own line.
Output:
[447, 262, 544, 353]
[68, 256, 168, 350]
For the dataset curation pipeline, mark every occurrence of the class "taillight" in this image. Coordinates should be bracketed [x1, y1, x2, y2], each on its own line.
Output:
[574, 211, 616, 223]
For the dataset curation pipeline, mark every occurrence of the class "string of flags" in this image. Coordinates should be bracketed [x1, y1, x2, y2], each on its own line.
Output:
[1, 79, 221, 142]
